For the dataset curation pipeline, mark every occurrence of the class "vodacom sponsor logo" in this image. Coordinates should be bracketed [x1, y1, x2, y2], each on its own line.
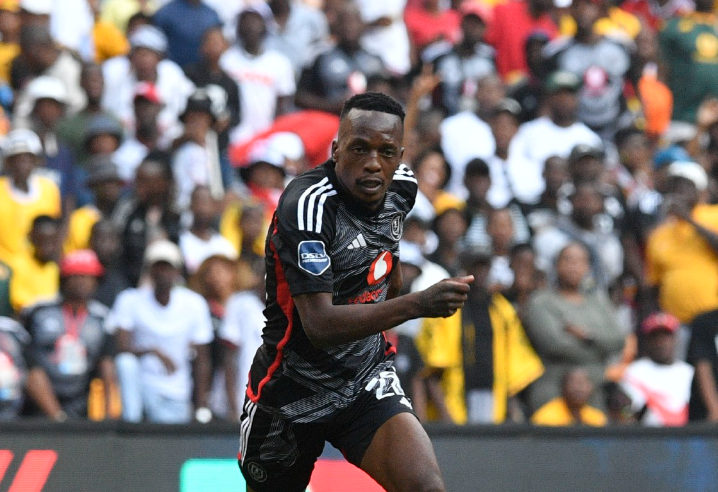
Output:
[0, 449, 58, 491]
[367, 251, 393, 286]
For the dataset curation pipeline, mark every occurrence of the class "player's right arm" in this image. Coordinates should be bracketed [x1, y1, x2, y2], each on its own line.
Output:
[294, 277, 473, 349]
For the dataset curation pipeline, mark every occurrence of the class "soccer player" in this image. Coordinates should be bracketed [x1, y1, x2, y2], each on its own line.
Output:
[238, 92, 472, 492]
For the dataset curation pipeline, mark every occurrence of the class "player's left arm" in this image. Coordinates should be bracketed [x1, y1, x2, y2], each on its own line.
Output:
[386, 258, 403, 300]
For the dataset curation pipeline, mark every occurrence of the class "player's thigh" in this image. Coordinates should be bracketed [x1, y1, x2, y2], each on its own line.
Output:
[359, 412, 445, 492]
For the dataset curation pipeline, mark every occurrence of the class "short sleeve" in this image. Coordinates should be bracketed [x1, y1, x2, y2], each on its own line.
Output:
[190, 295, 214, 346]
[107, 289, 137, 333]
[275, 54, 297, 97]
[272, 175, 337, 296]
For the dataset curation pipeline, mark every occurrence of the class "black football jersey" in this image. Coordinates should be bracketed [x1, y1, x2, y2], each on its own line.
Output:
[247, 160, 417, 423]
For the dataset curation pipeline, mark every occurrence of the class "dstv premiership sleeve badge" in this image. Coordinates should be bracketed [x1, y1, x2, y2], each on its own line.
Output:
[298, 240, 331, 275]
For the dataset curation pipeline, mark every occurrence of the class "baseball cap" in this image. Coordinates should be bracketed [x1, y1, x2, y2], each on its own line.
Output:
[667, 161, 708, 191]
[86, 155, 122, 186]
[3, 128, 42, 157]
[653, 145, 690, 170]
[461, 245, 493, 266]
[27, 75, 67, 105]
[60, 250, 105, 278]
[399, 240, 424, 270]
[129, 25, 168, 54]
[181, 89, 216, 122]
[641, 312, 680, 335]
[84, 115, 124, 147]
[144, 240, 183, 269]
[544, 70, 582, 93]
[134, 81, 162, 105]
[493, 98, 522, 118]
[0, 0, 20, 12]
[19, 0, 51, 14]
[569, 143, 604, 163]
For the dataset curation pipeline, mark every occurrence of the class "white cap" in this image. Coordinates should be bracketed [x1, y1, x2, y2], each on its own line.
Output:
[267, 132, 304, 161]
[26, 75, 67, 105]
[667, 161, 708, 191]
[3, 128, 43, 157]
[144, 240, 183, 269]
[129, 25, 168, 54]
[20, 0, 52, 14]
[194, 241, 238, 273]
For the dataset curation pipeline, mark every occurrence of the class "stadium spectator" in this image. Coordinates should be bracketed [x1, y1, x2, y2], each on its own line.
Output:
[102, 24, 195, 148]
[644, 162, 718, 348]
[658, 0, 718, 123]
[87, 0, 130, 64]
[524, 242, 625, 412]
[22, 249, 114, 420]
[217, 257, 264, 421]
[355, 0, 411, 75]
[220, 8, 295, 145]
[172, 88, 225, 211]
[484, 0, 558, 81]
[0, 316, 28, 419]
[404, 0, 461, 57]
[265, 0, 329, 78]
[427, 207, 467, 277]
[152, 0, 222, 68]
[621, 312, 693, 426]
[12, 24, 86, 122]
[57, 63, 121, 167]
[531, 367, 607, 426]
[182, 26, 241, 177]
[502, 242, 545, 312]
[19, 75, 81, 209]
[112, 240, 213, 424]
[64, 156, 124, 253]
[411, 147, 461, 217]
[113, 152, 181, 286]
[523, 155, 570, 235]
[89, 220, 129, 309]
[112, 82, 162, 183]
[622, 0, 693, 31]
[487, 208, 520, 292]
[101, 0, 158, 34]
[179, 185, 237, 275]
[9, 214, 61, 313]
[416, 248, 544, 424]
[532, 181, 624, 288]
[508, 71, 602, 184]
[0, 0, 20, 86]
[188, 250, 241, 420]
[485, 98, 542, 207]
[0, 128, 60, 266]
[237, 153, 287, 217]
[440, 73, 504, 198]
[296, 3, 384, 115]
[430, 11, 494, 116]
[688, 306, 718, 422]
[507, 31, 551, 124]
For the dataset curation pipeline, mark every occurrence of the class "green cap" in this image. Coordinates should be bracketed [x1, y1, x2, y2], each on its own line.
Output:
[544, 70, 582, 93]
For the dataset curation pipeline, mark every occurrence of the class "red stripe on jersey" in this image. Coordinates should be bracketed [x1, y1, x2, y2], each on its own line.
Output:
[247, 235, 294, 403]
[382, 331, 397, 356]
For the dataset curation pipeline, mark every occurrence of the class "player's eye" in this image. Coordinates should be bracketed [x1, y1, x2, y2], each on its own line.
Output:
[352, 145, 368, 154]
[380, 148, 397, 158]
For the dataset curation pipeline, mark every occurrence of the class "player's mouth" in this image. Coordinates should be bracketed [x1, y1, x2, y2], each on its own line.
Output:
[358, 178, 383, 194]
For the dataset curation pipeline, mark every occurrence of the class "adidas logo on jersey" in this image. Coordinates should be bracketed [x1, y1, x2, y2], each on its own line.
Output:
[347, 234, 367, 250]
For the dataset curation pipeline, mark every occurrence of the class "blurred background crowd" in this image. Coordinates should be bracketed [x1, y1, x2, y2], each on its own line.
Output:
[0, 0, 717, 428]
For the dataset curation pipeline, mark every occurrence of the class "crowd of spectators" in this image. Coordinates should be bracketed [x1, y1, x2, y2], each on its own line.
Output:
[1, 0, 718, 428]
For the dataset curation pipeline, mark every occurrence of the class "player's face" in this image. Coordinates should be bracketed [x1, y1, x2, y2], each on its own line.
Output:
[332, 109, 404, 212]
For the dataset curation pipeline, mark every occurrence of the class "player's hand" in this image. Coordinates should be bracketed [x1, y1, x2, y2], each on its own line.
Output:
[153, 349, 177, 374]
[417, 276, 474, 318]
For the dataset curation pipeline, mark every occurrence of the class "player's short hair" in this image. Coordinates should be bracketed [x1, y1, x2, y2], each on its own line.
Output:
[340, 92, 405, 123]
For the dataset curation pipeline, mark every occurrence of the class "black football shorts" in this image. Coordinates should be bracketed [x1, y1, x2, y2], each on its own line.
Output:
[238, 368, 416, 492]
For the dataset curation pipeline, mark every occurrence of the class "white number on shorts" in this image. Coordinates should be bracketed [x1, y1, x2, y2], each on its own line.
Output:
[365, 370, 405, 400]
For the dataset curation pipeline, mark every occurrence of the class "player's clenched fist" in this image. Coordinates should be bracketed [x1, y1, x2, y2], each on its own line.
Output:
[416, 275, 474, 318]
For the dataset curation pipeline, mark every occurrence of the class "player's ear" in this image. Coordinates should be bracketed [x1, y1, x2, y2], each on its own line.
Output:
[331, 140, 338, 160]
[400, 147, 404, 159]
